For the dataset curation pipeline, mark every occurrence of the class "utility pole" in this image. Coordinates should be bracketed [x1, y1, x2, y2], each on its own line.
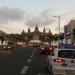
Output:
[54, 15, 60, 47]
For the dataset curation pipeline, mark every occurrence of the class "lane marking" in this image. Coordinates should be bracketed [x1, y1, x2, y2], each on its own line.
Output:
[37, 73, 46, 75]
[37, 73, 50, 75]
[27, 59, 32, 63]
[30, 48, 36, 58]
[20, 66, 29, 74]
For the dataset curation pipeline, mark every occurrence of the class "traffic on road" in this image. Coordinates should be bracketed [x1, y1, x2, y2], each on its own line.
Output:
[0, 0, 75, 75]
[0, 43, 75, 75]
[0, 45, 50, 75]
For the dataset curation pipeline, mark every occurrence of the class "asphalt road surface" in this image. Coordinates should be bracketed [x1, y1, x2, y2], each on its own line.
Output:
[0, 46, 50, 75]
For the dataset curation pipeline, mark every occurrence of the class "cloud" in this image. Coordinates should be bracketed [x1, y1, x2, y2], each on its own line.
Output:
[1, 6, 75, 34]
[0, 6, 24, 24]
[54, 10, 75, 33]
[0, 21, 28, 34]
[0, 7, 56, 33]
[25, 9, 55, 27]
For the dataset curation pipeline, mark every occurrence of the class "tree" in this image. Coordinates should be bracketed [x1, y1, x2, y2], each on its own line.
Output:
[72, 29, 75, 44]
[53, 34, 58, 41]
[46, 34, 53, 44]
[72, 29, 75, 39]
[9, 34, 22, 42]
[0, 34, 5, 46]
[59, 33, 64, 42]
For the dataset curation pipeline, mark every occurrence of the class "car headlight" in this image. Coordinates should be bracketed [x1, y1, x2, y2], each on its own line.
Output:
[8, 47, 10, 48]
[4, 47, 5, 48]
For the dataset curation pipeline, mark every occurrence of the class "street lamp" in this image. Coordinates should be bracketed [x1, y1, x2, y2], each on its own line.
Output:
[53, 15, 60, 47]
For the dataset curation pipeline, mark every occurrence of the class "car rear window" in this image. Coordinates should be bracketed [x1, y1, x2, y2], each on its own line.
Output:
[58, 50, 75, 59]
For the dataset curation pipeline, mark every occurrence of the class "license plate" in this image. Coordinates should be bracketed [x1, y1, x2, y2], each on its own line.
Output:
[65, 70, 75, 74]
[62, 63, 67, 66]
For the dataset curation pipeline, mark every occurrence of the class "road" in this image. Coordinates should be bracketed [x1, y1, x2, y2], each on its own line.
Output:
[0, 46, 50, 75]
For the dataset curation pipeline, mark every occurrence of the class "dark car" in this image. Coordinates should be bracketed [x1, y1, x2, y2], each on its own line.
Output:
[3, 45, 13, 50]
[45, 45, 55, 54]
[39, 45, 47, 54]
[39, 45, 55, 55]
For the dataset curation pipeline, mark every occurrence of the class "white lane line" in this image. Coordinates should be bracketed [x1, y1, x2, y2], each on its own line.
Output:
[27, 48, 36, 63]
[20, 66, 29, 74]
[30, 48, 36, 58]
[37, 73, 46, 75]
[27, 59, 32, 63]
[37, 73, 47, 75]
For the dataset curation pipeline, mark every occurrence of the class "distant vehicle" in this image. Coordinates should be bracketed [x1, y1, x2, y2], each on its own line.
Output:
[47, 48, 75, 75]
[37, 43, 43, 48]
[39, 45, 46, 54]
[22, 43, 27, 47]
[39, 45, 54, 55]
[3, 45, 13, 50]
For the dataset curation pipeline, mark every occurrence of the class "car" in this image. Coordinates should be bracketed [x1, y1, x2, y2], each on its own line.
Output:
[3, 45, 13, 50]
[39, 45, 54, 55]
[39, 45, 46, 54]
[47, 48, 75, 75]
[44, 45, 55, 55]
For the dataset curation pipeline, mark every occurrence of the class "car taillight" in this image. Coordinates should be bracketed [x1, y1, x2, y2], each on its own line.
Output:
[49, 48, 52, 50]
[41, 47, 44, 50]
[54, 58, 65, 63]
[40, 46, 42, 47]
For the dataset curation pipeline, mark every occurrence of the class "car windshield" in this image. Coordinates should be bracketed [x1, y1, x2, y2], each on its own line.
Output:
[58, 50, 75, 59]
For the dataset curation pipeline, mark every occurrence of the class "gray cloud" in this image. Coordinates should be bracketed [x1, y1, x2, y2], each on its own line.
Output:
[0, 6, 24, 24]
[25, 9, 55, 27]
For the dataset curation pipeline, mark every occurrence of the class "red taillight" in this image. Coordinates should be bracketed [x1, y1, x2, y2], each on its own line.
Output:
[41, 47, 44, 50]
[54, 58, 65, 63]
[49, 47, 54, 51]
[49, 48, 52, 50]
[40, 46, 42, 47]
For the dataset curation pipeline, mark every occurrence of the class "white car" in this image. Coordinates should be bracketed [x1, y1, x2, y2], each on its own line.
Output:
[47, 48, 75, 75]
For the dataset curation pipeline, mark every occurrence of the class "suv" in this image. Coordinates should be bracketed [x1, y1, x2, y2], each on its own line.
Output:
[47, 48, 75, 75]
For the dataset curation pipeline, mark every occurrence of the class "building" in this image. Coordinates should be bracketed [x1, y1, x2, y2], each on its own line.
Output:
[21, 25, 52, 43]
[64, 20, 75, 44]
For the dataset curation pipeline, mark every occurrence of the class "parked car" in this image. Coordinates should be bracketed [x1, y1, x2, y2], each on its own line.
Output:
[3, 45, 13, 50]
[47, 48, 75, 75]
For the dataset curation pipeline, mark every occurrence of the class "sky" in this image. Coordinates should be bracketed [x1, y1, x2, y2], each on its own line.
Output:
[0, 0, 75, 34]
